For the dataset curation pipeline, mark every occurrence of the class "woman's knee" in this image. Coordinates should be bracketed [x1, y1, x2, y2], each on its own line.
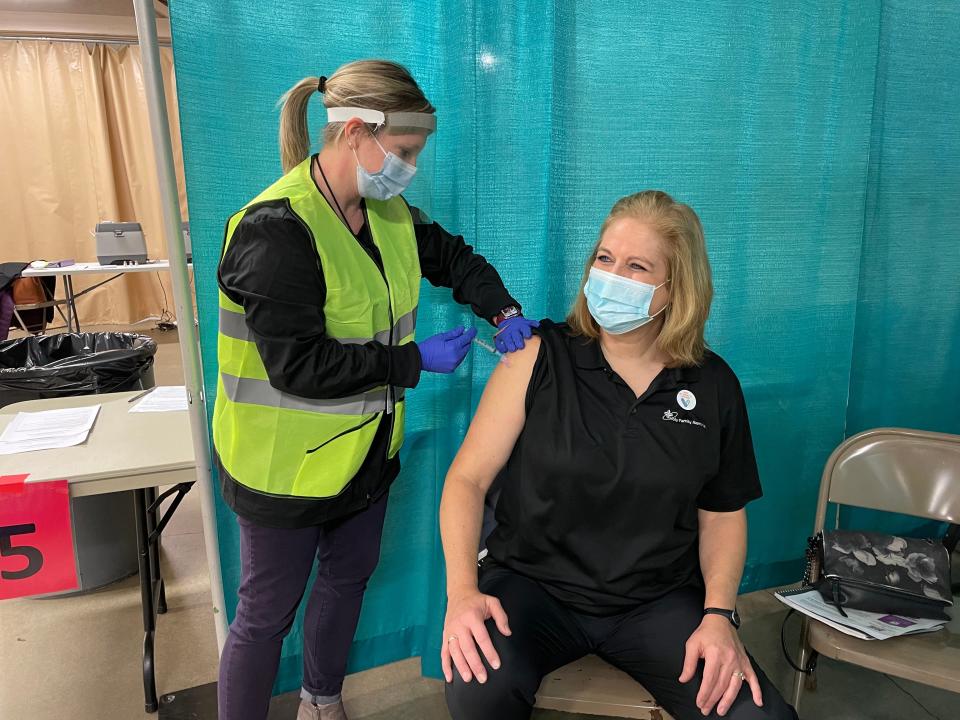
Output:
[752, 695, 798, 720]
[727, 703, 798, 720]
[322, 541, 383, 590]
[230, 590, 301, 643]
[444, 627, 543, 720]
[725, 686, 798, 720]
[444, 664, 540, 720]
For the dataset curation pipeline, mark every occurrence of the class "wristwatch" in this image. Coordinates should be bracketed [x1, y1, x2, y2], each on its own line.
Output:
[492, 305, 521, 326]
[703, 607, 741, 629]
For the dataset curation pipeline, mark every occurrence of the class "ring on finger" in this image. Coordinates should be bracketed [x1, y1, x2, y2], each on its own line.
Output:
[447, 635, 458, 644]
[733, 670, 745, 681]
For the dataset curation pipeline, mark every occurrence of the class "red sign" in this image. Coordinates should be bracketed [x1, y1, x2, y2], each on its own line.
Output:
[0, 474, 78, 600]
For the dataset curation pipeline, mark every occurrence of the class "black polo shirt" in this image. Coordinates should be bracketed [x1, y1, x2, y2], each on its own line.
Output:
[485, 320, 762, 615]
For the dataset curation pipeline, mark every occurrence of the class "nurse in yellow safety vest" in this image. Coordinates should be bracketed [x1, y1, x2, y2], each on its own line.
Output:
[213, 60, 537, 720]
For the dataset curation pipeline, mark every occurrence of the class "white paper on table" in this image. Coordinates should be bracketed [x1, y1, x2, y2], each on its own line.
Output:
[129, 385, 188, 413]
[775, 587, 947, 640]
[0, 405, 100, 455]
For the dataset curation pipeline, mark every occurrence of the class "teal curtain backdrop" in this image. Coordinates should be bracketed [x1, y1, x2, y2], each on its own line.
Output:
[168, 0, 960, 692]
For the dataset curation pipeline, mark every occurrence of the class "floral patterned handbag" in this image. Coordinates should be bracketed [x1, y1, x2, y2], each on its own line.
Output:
[805, 530, 953, 621]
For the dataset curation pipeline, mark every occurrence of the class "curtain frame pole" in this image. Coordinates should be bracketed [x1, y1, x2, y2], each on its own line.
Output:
[0, 34, 171, 46]
[132, 0, 228, 651]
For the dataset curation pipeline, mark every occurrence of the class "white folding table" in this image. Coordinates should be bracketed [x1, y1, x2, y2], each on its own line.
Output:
[0, 390, 197, 713]
[20, 261, 188, 333]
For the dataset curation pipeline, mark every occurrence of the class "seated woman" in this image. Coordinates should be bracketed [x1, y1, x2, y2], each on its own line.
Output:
[438, 191, 798, 720]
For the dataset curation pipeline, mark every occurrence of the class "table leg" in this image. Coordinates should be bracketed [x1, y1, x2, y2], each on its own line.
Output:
[144, 486, 167, 614]
[134, 488, 159, 713]
[64, 275, 81, 333]
[62, 275, 74, 333]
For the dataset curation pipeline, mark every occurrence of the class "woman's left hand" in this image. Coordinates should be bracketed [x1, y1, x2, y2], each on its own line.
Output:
[494, 316, 540, 353]
[679, 615, 763, 717]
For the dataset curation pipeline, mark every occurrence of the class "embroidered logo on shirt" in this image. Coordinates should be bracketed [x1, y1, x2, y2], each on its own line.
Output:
[662, 409, 707, 429]
[677, 389, 697, 410]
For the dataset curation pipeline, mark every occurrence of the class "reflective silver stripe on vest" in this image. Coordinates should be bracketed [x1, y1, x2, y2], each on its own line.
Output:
[219, 307, 253, 342]
[395, 306, 418, 339]
[220, 372, 405, 415]
[218, 306, 416, 346]
[338, 307, 418, 345]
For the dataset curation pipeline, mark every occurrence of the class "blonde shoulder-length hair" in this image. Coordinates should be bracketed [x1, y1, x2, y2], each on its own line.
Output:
[567, 190, 714, 367]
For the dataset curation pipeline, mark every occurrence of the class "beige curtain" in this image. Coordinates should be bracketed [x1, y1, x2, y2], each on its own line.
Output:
[0, 40, 188, 326]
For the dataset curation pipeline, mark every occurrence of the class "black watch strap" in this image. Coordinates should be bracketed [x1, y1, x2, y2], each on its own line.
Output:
[703, 607, 741, 629]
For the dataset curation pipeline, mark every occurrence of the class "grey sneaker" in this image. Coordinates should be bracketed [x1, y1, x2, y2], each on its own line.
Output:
[297, 698, 348, 720]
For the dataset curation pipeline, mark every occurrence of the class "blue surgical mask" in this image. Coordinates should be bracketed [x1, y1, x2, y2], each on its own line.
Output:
[583, 266, 670, 334]
[353, 133, 417, 200]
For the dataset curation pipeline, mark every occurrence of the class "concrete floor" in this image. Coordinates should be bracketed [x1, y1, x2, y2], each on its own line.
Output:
[1, 325, 958, 719]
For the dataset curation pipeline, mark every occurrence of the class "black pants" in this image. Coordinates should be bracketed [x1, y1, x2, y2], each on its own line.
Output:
[445, 563, 798, 720]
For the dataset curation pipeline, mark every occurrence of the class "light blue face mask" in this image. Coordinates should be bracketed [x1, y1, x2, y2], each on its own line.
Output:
[353, 132, 417, 201]
[583, 266, 670, 334]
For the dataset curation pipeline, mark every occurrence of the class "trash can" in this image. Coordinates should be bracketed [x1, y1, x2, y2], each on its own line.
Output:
[0, 332, 158, 593]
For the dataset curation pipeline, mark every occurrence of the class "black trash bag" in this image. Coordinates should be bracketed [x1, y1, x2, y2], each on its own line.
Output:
[0, 332, 157, 408]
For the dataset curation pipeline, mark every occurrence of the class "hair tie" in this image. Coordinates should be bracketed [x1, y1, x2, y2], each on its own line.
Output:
[317, 76, 327, 94]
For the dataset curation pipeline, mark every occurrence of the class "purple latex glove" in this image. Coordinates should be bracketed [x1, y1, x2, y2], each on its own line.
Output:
[418, 326, 479, 374]
[494, 316, 540, 353]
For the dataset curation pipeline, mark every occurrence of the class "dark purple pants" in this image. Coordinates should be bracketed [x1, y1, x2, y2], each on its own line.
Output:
[217, 493, 389, 720]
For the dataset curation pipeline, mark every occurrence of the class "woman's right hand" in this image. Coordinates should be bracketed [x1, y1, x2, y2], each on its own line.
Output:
[441, 590, 512, 684]
[418, 326, 478, 374]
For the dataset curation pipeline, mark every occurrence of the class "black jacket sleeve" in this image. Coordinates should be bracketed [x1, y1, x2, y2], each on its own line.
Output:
[217, 201, 422, 399]
[408, 203, 519, 324]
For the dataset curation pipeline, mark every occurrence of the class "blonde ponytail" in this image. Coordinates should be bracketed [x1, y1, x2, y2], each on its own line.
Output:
[278, 76, 320, 173]
[277, 61, 435, 173]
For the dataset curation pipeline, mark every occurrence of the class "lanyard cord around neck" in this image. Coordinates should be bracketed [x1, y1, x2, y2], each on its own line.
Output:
[314, 156, 360, 237]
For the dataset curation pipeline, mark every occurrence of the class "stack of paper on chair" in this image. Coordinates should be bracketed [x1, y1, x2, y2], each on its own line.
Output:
[775, 587, 948, 640]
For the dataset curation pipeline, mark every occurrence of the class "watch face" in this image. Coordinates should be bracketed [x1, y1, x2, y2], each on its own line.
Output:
[500, 306, 520, 320]
[731, 608, 741, 628]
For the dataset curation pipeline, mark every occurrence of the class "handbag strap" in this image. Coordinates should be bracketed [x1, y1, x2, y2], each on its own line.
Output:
[830, 578, 850, 618]
[780, 609, 819, 675]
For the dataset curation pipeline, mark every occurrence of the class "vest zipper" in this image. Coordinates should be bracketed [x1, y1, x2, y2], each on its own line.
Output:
[381, 263, 396, 460]
[357, 204, 396, 461]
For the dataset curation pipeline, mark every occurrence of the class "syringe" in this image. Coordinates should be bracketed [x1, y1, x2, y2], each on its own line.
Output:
[474, 338, 510, 366]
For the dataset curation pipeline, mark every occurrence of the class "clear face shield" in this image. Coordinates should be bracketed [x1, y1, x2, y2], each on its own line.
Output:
[326, 107, 436, 200]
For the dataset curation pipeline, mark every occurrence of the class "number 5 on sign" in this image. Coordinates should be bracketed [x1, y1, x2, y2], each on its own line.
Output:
[0, 475, 78, 600]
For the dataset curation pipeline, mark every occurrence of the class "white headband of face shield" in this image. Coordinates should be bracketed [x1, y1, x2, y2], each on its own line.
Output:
[325, 106, 436, 135]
